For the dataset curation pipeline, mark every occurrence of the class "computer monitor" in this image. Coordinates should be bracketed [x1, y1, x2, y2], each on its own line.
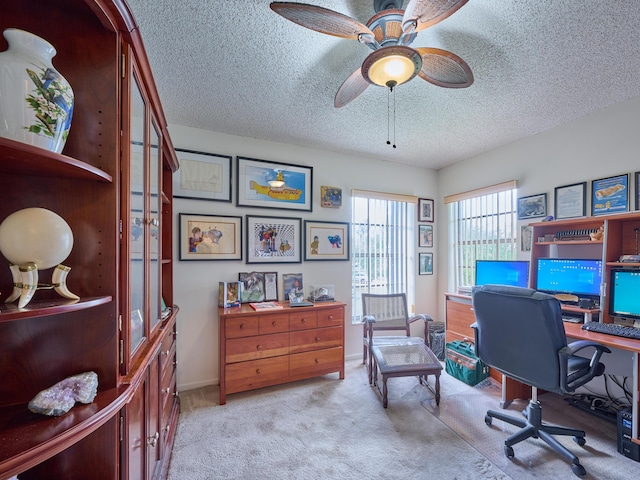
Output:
[475, 260, 530, 288]
[609, 268, 640, 321]
[535, 258, 602, 297]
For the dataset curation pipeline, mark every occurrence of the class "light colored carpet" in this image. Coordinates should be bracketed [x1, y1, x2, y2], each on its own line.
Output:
[169, 360, 640, 479]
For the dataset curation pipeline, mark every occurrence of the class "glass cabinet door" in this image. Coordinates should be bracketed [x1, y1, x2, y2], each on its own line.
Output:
[130, 76, 146, 354]
[149, 122, 161, 333]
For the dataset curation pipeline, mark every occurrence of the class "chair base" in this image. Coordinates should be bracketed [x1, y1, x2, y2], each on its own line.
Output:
[485, 400, 587, 477]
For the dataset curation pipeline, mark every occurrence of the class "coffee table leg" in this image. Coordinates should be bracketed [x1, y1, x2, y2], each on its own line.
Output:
[382, 376, 388, 408]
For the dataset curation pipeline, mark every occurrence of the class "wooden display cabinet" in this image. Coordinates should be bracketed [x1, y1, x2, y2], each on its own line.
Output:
[0, 1, 179, 479]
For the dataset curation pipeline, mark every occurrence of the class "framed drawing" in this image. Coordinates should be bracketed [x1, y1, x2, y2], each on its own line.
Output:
[320, 186, 342, 208]
[521, 225, 533, 252]
[179, 213, 242, 261]
[591, 174, 629, 216]
[304, 220, 350, 261]
[636, 171, 640, 211]
[238, 272, 265, 303]
[418, 198, 434, 222]
[418, 224, 433, 247]
[419, 252, 433, 275]
[173, 148, 232, 202]
[518, 193, 547, 220]
[263, 272, 278, 301]
[246, 215, 302, 264]
[554, 182, 586, 220]
[237, 156, 312, 211]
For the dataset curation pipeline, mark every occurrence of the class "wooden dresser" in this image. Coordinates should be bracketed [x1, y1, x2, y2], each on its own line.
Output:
[219, 302, 345, 404]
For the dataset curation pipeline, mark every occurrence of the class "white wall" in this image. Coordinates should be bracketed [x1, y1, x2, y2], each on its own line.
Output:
[168, 125, 437, 391]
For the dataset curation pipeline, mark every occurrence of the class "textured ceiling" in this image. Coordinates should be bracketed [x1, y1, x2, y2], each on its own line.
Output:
[124, 0, 640, 170]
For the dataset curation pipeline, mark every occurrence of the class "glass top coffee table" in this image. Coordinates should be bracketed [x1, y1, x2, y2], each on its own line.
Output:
[371, 343, 442, 408]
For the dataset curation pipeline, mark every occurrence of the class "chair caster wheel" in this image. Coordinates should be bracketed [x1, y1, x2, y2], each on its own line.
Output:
[571, 463, 586, 477]
[573, 436, 586, 446]
[485, 415, 492, 426]
[504, 445, 514, 458]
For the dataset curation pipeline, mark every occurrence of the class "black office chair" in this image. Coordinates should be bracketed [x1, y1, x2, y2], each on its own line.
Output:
[471, 285, 611, 477]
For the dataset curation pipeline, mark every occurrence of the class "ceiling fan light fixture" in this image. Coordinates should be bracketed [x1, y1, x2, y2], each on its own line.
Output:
[361, 46, 422, 88]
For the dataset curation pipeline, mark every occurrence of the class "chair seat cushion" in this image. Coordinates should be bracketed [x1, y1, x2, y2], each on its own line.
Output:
[568, 355, 605, 378]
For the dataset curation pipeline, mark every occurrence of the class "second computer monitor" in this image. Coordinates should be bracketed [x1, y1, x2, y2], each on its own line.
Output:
[535, 258, 602, 298]
[475, 260, 530, 288]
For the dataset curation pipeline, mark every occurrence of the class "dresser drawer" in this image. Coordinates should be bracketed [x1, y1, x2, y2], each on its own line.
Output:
[289, 326, 342, 354]
[259, 313, 290, 334]
[289, 310, 318, 331]
[318, 307, 343, 327]
[226, 332, 289, 363]
[226, 356, 289, 394]
[225, 316, 260, 338]
[289, 346, 343, 378]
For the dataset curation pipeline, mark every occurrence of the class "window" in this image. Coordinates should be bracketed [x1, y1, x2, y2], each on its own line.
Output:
[446, 181, 518, 292]
[351, 190, 416, 323]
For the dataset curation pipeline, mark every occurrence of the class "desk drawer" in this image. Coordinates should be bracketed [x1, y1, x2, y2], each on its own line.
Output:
[289, 346, 343, 377]
[446, 299, 475, 337]
[318, 308, 343, 327]
[289, 326, 342, 354]
[259, 313, 290, 334]
[226, 332, 289, 363]
[226, 356, 289, 394]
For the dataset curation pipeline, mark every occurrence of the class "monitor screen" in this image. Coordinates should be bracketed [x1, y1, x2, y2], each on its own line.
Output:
[475, 260, 530, 288]
[535, 258, 602, 297]
[609, 269, 640, 320]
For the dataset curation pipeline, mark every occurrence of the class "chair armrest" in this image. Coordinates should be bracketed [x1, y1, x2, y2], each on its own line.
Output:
[408, 314, 432, 323]
[559, 340, 611, 392]
[363, 314, 376, 323]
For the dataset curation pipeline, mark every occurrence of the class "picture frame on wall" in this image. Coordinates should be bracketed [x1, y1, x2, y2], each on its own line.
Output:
[418, 224, 433, 247]
[179, 213, 242, 261]
[173, 148, 232, 202]
[303, 220, 350, 261]
[320, 186, 342, 208]
[418, 198, 434, 222]
[591, 174, 629, 216]
[237, 156, 312, 211]
[554, 182, 586, 220]
[246, 215, 302, 264]
[419, 252, 433, 275]
[517, 193, 547, 220]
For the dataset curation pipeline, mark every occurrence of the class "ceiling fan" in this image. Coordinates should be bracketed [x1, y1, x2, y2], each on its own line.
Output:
[270, 0, 474, 108]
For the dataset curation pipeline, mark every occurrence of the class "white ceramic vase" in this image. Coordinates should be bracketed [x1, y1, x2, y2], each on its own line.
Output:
[0, 28, 74, 153]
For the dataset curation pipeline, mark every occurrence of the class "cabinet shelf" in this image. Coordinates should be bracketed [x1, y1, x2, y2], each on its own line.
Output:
[0, 138, 112, 183]
[535, 240, 603, 246]
[0, 385, 128, 479]
[0, 296, 112, 323]
[606, 261, 640, 268]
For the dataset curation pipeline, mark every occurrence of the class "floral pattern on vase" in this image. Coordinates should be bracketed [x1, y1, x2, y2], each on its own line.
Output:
[0, 28, 74, 153]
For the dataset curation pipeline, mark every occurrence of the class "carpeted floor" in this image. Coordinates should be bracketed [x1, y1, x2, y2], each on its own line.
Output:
[170, 360, 640, 479]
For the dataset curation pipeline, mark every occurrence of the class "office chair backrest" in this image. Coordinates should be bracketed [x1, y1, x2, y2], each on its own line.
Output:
[362, 293, 411, 334]
[472, 285, 568, 393]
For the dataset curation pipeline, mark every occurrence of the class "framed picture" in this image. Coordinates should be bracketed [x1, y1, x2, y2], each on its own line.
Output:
[554, 182, 586, 220]
[237, 156, 312, 211]
[320, 186, 342, 208]
[418, 198, 434, 222]
[283, 273, 304, 301]
[304, 220, 350, 261]
[591, 174, 629, 216]
[518, 193, 547, 220]
[636, 171, 640, 211]
[418, 224, 433, 247]
[521, 225, 533, 252]
[173, 148, 232, 202]
[179, 213, 242, 261]
[264, 272, 278, 301]
[246, 215, 302, 263]
[419, 252, 433, 275]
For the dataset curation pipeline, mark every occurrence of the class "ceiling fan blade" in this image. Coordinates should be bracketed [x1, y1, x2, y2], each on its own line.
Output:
[402, 0, 469, 35]
[334, 68, 370, 108]
[270, 2, 375, 41]
[415, 47, 473, 88]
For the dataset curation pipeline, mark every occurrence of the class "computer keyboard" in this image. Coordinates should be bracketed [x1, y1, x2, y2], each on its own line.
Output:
[581, 322, 640, 340]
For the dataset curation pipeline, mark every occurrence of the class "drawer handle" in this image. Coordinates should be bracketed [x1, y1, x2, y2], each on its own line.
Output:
[315, 337, 321, 342]
[315, 358, 320, 364]
[239, 323, 245, 329]
[147, 431, 159, 447]
[256, 368, 261, 374]
[164, 424, 171, 434]
[256, 344, 261, 350]
[328, 315, 333, 320]
[162, 349, 171, 356]
[173, 361, 178, 366]
[301, 318, 306, 323]
[163, 387, 171, 394]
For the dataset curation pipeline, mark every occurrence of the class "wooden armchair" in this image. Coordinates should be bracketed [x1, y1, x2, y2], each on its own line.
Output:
[362, 293, 432, 384]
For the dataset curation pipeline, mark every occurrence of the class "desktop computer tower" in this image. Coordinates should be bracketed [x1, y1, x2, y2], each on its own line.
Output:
[617, 408, 640, 461]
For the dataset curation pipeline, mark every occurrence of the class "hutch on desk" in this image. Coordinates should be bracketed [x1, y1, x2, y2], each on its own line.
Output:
[1, 1, 179, 479]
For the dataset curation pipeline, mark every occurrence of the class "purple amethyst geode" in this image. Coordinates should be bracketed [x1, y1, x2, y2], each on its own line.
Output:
[28, 371, 98, 416]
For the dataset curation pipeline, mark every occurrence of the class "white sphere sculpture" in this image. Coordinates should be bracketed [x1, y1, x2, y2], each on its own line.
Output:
[0, 207, 73, 269]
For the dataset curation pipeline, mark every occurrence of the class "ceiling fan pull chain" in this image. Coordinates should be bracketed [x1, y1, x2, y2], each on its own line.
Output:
[387, 87, 391, 146]
[393, 87, 396, 149]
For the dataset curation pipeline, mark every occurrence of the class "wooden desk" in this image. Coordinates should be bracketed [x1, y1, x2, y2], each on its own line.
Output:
[565, 323, 640, 446]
